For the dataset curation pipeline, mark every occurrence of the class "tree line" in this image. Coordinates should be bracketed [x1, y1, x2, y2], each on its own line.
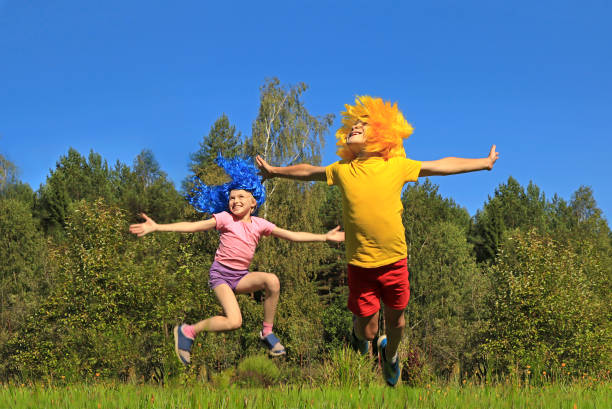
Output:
[1, 78, 610, 384]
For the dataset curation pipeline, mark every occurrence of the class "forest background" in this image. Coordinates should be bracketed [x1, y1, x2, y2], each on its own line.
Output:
[0, 79, 610, 386]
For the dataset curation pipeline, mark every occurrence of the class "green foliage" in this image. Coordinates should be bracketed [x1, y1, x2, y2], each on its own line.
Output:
[3, 79, 611, 387]
[397, 343, 436, 386]
[209, 367, 235, 389]
[4, 199, 207, 380]
[0, 198, 47, 376]
[316, 186, 346, 304]
[234, 354, 280, 388]
[470, 177, 549, 263]
[35, 148, 183, 236]
[35, 149, 116, 235]
[245, 79, 335, 366]
[0, 154, 35, 208]
[320, 286, 352, 352]
[482, 229, 611, 377]
[402, 181, 485, 378]
[0, 153, 19, 192]
[2, 382, 611, 409]
[248, 77, 333, 170]
[183, 113, 244, 192]
[309, 347, 380, 388]
[117, 149, 183, 224]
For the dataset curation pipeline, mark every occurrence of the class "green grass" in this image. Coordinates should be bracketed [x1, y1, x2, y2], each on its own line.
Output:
[1, 382, 610, 409]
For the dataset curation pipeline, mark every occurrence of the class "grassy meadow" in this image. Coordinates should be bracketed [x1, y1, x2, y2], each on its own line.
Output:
[1, 381, 610, 409]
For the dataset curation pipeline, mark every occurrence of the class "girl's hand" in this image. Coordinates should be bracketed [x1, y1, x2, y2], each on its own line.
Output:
[487, 145, 499, 170]
[325, 225, 345, 243]
[255, 155, 274, 180]
[129, 213, 158, 237]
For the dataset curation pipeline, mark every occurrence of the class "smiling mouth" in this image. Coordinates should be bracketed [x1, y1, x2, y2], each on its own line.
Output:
[347, 133, 362, 142]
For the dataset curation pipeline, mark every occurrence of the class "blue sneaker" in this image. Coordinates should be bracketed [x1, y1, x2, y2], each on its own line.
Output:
[349, 329, 369, 355]
[377, 335, 400, 386]
[173, 324, 194, 365]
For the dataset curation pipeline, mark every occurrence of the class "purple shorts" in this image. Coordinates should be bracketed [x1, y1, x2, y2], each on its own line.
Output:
[208, 260, 249, 290]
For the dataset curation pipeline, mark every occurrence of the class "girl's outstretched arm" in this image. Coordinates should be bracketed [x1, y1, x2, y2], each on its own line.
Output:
[419, 145, 499, 177]
[255, 155, 327, 181]
[270, 225, 345, 243]
[129, 213, 216, 237]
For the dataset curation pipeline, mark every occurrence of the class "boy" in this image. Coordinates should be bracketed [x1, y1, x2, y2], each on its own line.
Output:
[256, 96, 499, 386]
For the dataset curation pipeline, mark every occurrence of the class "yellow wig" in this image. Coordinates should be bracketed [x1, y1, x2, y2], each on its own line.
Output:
[335, 96, 414, 160]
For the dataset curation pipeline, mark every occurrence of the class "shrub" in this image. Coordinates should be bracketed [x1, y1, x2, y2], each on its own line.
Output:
[482, 229, 611, 378]
[234, 354, 280, 388]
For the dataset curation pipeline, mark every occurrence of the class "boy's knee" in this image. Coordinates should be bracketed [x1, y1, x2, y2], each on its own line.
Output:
[358, 322, 379, 341]
[363, 327, 378, 341]
[387, 314, 406, 330]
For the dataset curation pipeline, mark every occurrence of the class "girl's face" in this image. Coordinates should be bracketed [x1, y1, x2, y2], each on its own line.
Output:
[346, 120, 369, 154]
[228, 189, 256, 217]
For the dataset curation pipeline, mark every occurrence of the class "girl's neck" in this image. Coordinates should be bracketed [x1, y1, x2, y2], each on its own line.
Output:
[232, 211, 252, 223]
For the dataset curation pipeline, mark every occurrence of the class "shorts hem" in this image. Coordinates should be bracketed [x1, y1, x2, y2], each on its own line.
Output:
[348, 303, 380, 317]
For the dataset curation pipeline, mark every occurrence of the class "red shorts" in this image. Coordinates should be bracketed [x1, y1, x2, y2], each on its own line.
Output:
[347, 258, 410, 317]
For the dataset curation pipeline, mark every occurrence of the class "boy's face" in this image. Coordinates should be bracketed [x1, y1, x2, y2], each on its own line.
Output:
[228, 189, 256, 217]
[346, 120, 369, 155]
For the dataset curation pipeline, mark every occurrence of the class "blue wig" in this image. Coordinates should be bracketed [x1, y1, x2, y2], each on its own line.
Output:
[186, 155, 266, 215]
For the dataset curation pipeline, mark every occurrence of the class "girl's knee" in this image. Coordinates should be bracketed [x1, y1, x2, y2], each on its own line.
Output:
[227, 317, 242, 330]
[266, 274, 280, 293]
[225, 313, 243, 330]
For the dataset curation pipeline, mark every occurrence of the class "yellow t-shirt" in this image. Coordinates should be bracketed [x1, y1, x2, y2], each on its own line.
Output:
[326, 156, 421, 268]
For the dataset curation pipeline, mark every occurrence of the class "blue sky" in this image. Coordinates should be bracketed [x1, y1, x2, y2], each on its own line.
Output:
[1, 1, 611, 219]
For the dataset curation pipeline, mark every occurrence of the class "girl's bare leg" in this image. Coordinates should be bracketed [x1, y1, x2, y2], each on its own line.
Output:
[191, 284, 243, 335]
[234, 271, 280, 325]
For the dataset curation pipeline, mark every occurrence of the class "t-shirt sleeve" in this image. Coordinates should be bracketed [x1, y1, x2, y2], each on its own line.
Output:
[325, 162, 339, 186]
[403, 158, 422, 182]
[213, 211, 232, 231]
[255, 217, 277, 236]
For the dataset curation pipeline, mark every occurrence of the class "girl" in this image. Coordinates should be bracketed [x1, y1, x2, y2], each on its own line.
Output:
[129, 156, 343, 364]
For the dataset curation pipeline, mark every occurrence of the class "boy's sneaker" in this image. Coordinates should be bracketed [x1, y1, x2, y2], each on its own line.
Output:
[349, 329, 369, 355]
[377, 335, 401, 387]
[173, 324, 194, 365]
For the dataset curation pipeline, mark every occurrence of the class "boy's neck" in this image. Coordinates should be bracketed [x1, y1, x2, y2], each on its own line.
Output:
[356, 150, 383, 160]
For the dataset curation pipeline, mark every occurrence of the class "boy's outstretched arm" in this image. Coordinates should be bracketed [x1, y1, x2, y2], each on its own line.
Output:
[419, 145, 499, 177]
[129, 213, 216, 237]
[270, 225, 345, 243]
[255, 155, 327, 182]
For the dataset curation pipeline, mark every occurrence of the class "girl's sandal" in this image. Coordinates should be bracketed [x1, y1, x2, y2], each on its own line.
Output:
[173, 324, 194, 365]
[260, 331, 286, 356]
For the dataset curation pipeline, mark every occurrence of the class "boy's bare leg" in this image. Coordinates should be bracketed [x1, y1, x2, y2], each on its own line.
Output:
[192, 284, 243, 334]
[353, 312, 379, 341]
[234, 271, 280, 324]
[382, 307, 406, 359]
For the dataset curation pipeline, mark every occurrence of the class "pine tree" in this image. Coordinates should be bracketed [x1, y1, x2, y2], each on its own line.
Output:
[182, 113, 243, 192]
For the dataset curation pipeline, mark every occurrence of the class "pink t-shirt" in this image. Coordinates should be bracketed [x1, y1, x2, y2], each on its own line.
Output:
[213, 211, 276, 270]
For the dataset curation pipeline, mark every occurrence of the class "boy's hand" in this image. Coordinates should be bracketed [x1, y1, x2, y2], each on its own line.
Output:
[487, 145, 499, 170]
[255, 155, 274, 180]
[129, 213, 158, 237]
[325, 225, 345, 243]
